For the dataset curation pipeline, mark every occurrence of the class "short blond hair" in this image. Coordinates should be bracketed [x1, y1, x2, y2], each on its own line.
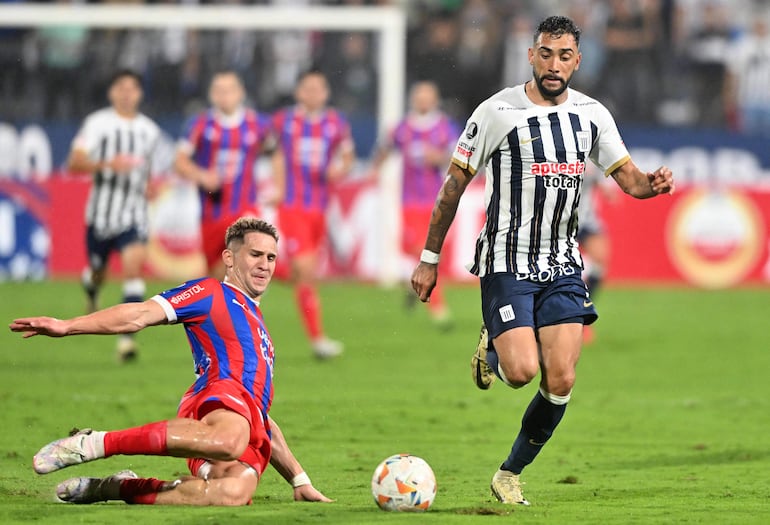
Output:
[225, 217, 279, 249]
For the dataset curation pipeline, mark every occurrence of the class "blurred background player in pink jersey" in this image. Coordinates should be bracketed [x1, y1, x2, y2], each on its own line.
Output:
[175, 70, 284, 279]
[272, 70, 354, 359]
[370, 81, 458, 329]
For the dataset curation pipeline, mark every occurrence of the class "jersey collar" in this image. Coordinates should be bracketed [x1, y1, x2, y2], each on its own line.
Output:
[222, 279, 260, 306]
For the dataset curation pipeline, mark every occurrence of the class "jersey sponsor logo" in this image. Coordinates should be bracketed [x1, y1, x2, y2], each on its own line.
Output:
[531, 161, 586, 176]
[216, 150, 245, 181]
[257, 325, 275, 374]
[457, 141, 476, 158]
[520, 135, 541, 146]
[499, 304, 515, 322]
[465, 122, 478, 139]
[456, 141, 476, 158]
[297, 137, 328, 165]
[543, 176, 579, 189]
[516, 263, 578, 283]
[170, 283, 205, 305]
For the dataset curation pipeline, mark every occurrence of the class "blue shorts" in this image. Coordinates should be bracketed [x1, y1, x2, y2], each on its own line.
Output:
[480, 271, 598, 339]
[86, 226, 147, 271]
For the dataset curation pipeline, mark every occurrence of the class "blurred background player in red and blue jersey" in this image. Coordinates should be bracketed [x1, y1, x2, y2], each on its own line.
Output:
[272, 69, 354, 359]
[370, 81, 458, 328]
[175, 70, 284, 279]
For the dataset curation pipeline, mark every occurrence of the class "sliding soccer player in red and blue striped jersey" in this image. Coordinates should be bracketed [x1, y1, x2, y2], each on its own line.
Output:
[272, 70, 354, 359]
[175, 71, 284, 278]
[11, 218, 330, 506]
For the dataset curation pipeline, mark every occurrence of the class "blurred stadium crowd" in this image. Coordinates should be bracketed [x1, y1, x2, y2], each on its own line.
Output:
[2, 0, 770, 137]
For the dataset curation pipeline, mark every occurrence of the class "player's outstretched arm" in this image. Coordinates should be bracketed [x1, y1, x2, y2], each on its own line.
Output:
[267, 416, 333, 503]
[411, 162, 474, 302]
[611, 160, 675, 199]
[9, 299, 168, 338]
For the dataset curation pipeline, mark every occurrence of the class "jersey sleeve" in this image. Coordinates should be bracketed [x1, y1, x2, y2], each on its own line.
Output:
[588, 104, 631, 176]
[151, 277, 217, 324]
[389, 121, 405, 150]
[71, 114, 101, 157]
[334, 114, 355, 155]
[177, 114, 202, 156]
[451, 101, 497, 175]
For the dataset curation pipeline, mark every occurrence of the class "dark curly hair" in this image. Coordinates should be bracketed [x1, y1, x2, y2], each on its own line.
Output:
[225, 217, 279, 248]
[534, 16, 581, 46]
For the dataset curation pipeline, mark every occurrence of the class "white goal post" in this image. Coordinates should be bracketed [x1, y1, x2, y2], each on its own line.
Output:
[0, 3, 407, 284]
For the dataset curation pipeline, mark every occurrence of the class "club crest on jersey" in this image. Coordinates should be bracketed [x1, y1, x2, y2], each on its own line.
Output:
[531, 161, 586, 176]
[576, 131, 592, 152]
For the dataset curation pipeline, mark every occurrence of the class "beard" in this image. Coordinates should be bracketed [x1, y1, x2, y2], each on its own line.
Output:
[533, 69, 571, 99]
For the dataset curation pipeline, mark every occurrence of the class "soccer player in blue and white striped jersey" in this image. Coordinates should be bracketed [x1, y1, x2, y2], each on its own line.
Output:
[68, 70, 161, 362]
[412, 15, 675, 505]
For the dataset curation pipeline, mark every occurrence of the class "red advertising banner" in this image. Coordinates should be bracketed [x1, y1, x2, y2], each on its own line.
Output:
[599, 187, 770, 287]
[37, 177, 770, 289]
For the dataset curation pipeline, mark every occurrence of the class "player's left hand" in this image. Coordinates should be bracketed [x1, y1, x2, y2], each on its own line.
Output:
[647, 166, 675, 195]
[9, 317, 69, 338]
[293, 484, 333, 503]
[411, 262, 438, 303]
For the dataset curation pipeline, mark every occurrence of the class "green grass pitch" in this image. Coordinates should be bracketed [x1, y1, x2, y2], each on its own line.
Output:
[1, 279, 769, 524]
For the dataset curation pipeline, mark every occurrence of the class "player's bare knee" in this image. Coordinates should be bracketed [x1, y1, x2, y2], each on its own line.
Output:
[545, 374, 575, 397]
[216, 477, 255, 506]
[498, 360, 539, 388]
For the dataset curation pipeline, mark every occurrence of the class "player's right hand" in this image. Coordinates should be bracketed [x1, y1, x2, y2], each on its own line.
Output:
[293, 484, 334, 503]
[411, 262, 438, 303]
[9, 317, 69, 338]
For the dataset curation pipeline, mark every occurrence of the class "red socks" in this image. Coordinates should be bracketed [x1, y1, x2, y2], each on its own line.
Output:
[119, 478, 166, 505]
[296, 284, 322, 339]
[104, 420, 169, 457]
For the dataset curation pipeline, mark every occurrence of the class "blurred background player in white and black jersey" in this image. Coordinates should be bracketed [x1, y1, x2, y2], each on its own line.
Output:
[68, 69, 160, 362]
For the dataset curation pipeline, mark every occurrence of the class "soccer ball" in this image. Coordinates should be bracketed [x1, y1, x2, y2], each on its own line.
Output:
[371, 454, 436, 512]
